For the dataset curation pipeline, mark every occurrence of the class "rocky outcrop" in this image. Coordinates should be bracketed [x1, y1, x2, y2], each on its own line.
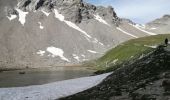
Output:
[60, 45, 170, 100]
[15, 0, 119, 24]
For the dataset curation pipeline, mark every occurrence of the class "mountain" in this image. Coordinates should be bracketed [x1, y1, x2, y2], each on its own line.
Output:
[0, 0, 162, 69]
[60, 44, 170, 100]
[146, 15, 170, 34]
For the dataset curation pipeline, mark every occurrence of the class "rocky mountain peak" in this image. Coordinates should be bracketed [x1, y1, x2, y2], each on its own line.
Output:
[13, 0, 118, 23]
[163, 14, 170, 18]
[17, 0, 55, 11]
[95, 6, 118, 20]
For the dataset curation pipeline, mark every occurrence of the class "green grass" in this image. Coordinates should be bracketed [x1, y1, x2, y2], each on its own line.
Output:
[86, 34, 170, 71]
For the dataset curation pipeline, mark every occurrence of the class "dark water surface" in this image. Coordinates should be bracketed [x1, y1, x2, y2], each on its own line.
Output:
[0, 67, 93, 88]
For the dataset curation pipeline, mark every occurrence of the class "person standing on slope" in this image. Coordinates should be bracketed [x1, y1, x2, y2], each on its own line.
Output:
[165, 38, 169, 46]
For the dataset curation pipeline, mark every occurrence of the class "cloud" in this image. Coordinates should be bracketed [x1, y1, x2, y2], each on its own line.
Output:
[85, 0, 170, 24]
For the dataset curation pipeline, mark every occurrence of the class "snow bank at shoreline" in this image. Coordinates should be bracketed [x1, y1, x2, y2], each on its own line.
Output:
[0, 72, 112, 100]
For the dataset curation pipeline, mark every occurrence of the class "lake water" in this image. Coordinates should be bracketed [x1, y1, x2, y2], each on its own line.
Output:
[0, 67, 94, 88]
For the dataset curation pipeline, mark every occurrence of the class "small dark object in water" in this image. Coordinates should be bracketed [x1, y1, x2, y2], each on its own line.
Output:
[19, 71, 26, 74]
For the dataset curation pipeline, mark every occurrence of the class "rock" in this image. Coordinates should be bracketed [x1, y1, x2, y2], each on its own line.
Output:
[20, 0, 31, 8]
[163, 15, 170, 18]
[35, 0, 45, 10]
[5, 8, 18, 16]
[19, 71, 26, 74]
[162, 80, 170, 94]
[107, 6, 117, 18]
[162, 72, 170, 78]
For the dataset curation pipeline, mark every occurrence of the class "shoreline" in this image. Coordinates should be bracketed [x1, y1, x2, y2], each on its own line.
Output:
[0, 65, 96, 73]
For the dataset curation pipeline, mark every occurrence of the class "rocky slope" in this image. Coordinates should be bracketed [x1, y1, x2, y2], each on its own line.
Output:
[60, 45, 170, 100]
[146, 15, 170, 34]
[0, 0, 159, 69]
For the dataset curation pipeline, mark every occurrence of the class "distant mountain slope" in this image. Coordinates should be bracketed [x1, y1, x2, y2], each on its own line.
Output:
[0, 0, 159, 69]
[146, 15, 170, 34]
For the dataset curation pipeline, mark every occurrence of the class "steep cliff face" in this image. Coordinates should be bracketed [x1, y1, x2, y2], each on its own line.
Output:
[0, 0, 156, 69]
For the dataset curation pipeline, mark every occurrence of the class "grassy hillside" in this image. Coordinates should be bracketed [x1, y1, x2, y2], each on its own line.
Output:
[87, 34, 170, 71]
[61, 39, 170, 100]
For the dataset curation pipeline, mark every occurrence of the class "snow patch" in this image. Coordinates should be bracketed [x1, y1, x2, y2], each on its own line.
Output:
[0, 72, 112, 100]
[129, 23, 157, 35]
[92, 38, 98, 43]
[112, 59, 118, 64]
[94, 14, 110, 26]
[144, 45, 157, 49]
[38, 22, 44, 29]
[82, 59, 89, 61]
[54, 9, 92, 39]
[99, 42, 104, 46]
[136, 24, 145, 29]
[47, 47, 70, 62]
[81, 55, 85, 58]
[65, 21, 92, 38]
[87, 50, 98, 54]
[41, 10, 50, 16]
[15, 8, 28, 26]
[116, 27, 138, 38]
[7, 14, 17, 21]
[92, 38, 104, 46]
[72, 54, 80, 62]
[150, 27, 157, 30]
[54, 9, 64, 21]
[37, 50, 46, 56]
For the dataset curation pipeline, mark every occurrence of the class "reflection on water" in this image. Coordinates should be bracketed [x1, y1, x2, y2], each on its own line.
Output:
[0, 67, 93, 88]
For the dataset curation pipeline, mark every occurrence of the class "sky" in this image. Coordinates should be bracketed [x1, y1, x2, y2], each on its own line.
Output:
[85, 0, 170, 24]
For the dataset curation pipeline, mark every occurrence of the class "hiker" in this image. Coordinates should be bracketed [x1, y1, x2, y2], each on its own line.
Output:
[165, 38, 168, 46]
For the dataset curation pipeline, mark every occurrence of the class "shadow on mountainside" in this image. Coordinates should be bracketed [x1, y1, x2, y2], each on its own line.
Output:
[59, 45, 170, 100]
